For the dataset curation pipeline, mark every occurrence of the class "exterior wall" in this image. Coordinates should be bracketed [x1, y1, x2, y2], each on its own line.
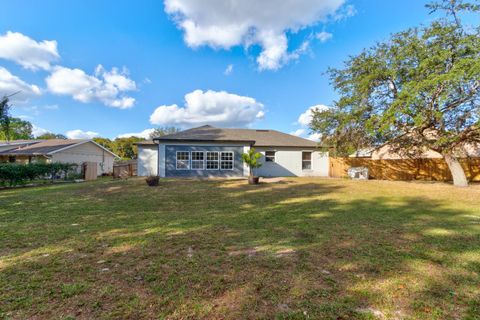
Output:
[255, 148, 329, 177]
[51, 142, 115, 175]
[164, 144, 245, 178]
[137, 145, 158, 176]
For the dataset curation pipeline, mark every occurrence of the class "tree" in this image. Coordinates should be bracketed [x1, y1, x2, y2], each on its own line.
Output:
[0, 117, 33, 140]
[149, 127, 180, 139]
[93, 137, 114, 150]
[113, 137, 144, 159]
[310, 0, 480, 187]
[0, 96, 12, 141]
[241, 148, 262, 179]
[37, 133, 67, 140]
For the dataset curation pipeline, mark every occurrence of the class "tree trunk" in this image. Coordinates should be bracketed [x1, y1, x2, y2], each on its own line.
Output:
[444, 153, 468, 187]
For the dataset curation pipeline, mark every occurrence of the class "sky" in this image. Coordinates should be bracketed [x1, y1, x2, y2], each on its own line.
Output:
[0, 0, 436, 140]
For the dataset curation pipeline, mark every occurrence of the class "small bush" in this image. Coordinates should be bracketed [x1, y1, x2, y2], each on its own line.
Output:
[145, 176, 159, 187]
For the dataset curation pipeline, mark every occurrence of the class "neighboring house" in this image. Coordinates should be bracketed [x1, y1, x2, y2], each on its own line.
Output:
[0, 139, 117, 175]
[350, 143, 480, 160]
[137, 125, 329, 178]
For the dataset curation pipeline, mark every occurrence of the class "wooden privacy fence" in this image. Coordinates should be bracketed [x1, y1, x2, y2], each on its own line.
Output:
[329, 157, 480, 182]
[113, 161, 137, 178]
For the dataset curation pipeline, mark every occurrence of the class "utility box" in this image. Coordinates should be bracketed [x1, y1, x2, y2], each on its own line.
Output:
[348, 167, 369, 180]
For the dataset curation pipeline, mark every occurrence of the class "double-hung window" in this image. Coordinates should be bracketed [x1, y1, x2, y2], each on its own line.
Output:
[191, 151, 205, 170]
[220, 151, 234, 170]
[176, 151, 190, 170]
[206, 151, 219, 170]
[265, 151, 276, 162]
[302, 152, 312, 170]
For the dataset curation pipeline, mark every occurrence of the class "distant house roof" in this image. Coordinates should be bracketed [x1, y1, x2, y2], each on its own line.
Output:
[150, 125, 320, 148]
[0, 139, 118, 157]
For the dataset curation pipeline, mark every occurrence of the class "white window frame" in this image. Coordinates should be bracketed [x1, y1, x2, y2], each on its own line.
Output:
[302, 151, 312, 171]
[220, 151, 234, 171]
[191, 151, 205, 170]
[206, 151, 220, 170]
[176, 151, 190, 170]
[265, 150, 276, 163]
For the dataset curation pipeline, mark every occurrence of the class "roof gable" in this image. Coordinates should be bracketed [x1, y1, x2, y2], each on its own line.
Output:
[0, 139, 118, 157]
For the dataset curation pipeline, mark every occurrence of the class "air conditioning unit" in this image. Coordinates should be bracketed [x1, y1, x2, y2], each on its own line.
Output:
[348, 167, 369, 180]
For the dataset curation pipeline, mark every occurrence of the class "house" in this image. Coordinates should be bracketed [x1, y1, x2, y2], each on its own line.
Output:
[0, 139, 117, 175]
[137, 125, 329, 178]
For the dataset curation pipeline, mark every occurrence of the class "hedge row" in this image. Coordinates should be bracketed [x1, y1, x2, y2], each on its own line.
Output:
[0, 162, 79, 187]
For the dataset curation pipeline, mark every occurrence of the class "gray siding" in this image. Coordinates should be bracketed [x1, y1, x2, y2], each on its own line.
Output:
[165, 145, 244, 177]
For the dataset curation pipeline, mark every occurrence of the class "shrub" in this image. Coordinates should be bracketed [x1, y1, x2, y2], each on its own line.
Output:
[0, 162, 78, 187]
[145, 175, 159, 187]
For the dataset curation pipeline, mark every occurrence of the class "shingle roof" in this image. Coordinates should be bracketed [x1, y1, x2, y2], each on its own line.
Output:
[0, 139, 86, 156]
[152, 125, 319, 148]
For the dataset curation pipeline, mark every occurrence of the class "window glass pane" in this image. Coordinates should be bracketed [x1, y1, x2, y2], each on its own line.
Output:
[302, 152, 312, 161]
[191, 151, 205, 170]
[220, 151, 234, 170]
[176, 151, 190, 169]
[206, 152, 219, 170]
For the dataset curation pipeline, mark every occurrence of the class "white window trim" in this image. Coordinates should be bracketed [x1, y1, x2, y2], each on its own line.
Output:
[191, 151, 205, 170]
[302, 151, 312, 171]
[265, 150, 276, 163]
[176, 151, 190, 170]
[206, 151, 220, 171]
[220, 151, 235, 171]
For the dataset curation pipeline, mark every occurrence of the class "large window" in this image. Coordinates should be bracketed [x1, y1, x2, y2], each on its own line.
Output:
[206, 151, 219, 170]
[302, 152, 312, 170]
[220, 151, 234, 170]
[265, 151, 276, 162]
[176, 151, 190, 170]
[191, 151, 205, 170]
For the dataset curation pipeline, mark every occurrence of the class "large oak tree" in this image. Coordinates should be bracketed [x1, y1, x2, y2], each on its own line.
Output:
[311, 0, 480, 186]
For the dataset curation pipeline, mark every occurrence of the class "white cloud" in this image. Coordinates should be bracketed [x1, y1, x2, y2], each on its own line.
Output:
[297, 104, 329, 126]
[44, 104, 59, 110]
[308, 133, 322, 141]
[0, 31, 60, 71]
[46, 65, 136, 109]
[117, 128, 155, 139]
[150, 89, 264, 127]
[164, 0, 351, 70]
[224, 64, 234, 75]
[333, 4, 357, 21]
[0, 67, 41, 100]
[316, 31, 333, 42]
[290, 129, 306, 136]
[32, 124, 49, 137]
[65, 129, 99, 139]
[291, 104, 330, 140]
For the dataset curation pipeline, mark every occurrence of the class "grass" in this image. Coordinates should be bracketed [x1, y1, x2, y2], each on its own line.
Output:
[1, 177, 480, 319]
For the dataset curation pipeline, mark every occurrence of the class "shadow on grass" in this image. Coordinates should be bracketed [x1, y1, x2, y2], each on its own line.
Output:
[1, 178, 479, 319]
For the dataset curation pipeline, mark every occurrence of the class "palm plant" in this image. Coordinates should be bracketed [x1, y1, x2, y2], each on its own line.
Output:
[241, 148, 263, 184]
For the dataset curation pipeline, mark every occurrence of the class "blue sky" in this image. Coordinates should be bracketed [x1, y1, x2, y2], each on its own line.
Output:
[0, 0, 434, 140]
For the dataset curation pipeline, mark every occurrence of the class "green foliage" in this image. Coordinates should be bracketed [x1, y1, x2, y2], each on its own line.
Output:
[36, 133, 67, 140]
[311, 0, 480, 157]
[149, 127, 181, 139]
[0, 162, 78, 187]
[113, 137, 144, 159]
[241, 148, 262, 177]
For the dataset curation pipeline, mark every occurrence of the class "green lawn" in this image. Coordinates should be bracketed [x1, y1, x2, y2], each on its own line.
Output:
[1, 178, 480, 319]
